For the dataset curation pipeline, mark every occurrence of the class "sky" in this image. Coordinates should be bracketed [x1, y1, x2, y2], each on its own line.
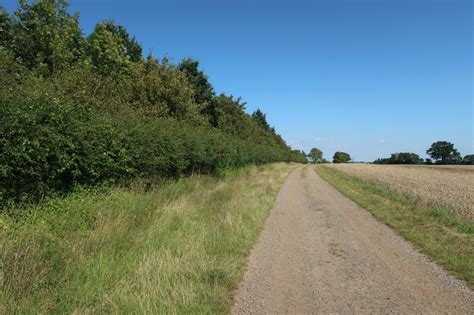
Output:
[2, 0, 473, 161]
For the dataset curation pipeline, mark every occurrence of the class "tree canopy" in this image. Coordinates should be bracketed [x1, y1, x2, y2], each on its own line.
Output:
[374, 152, 423, 164]
[308, 148, 323, 163]
[333, 152, 351, 163]
[0, 0, 307, 206]
[12, 0, 84, 74]
[178, 58, 215, 105]
[426, 141, 462, 164]
[251, 109, 270, 131]
[462, 154, 474, 165]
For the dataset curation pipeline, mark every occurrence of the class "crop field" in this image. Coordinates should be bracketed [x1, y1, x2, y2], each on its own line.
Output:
[325, 164, 474, 222]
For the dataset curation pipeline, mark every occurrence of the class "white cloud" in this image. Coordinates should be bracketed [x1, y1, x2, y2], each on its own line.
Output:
[376, 139, 385, 143]
[313, 137, 328, 142]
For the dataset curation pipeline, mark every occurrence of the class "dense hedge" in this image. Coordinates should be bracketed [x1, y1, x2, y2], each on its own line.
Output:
[0, 88, 304, 206]
[0, 1, 306, 207]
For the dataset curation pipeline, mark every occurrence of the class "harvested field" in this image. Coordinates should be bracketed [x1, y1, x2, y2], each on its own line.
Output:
[325, 164, 474, 222]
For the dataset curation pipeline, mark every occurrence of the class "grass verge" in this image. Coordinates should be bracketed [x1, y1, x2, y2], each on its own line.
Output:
[0, 163, 297, 313]
[315, 165, 474, 288]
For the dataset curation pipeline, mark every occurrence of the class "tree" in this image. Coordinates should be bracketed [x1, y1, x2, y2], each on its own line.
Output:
[12, 0, 84, 74]
[127, 55, 202, 122]
[251, 109, 270, 131]
[426, 141, 462, 164]
[0, 6, 13, 48]
[178, 58, 215, 105]
[211, 94, 250, 134]
[462, 154, 474, 165]
[87, 21, 132, 76]
[373, 152, 423, 164]
[308, 148, 323, 163]
[333, 151, 351, 163]
[98, 21, 142, 62]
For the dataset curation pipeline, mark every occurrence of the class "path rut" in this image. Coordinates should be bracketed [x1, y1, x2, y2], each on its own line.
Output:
[232, 166, 473, 314]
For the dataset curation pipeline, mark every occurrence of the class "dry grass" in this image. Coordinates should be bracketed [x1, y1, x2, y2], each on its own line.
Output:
[326, 164, 474, 222]
[0, 163, 297, 313]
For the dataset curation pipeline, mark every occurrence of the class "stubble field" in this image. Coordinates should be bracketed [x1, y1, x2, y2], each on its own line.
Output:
[326, 164, 474, 222]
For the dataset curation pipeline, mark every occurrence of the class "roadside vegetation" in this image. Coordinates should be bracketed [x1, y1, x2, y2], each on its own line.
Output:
[0, 0, 306, 208]
[0, 1, 305, 312]
[316, 165, 474, 287]
[0, 163, 296, 313]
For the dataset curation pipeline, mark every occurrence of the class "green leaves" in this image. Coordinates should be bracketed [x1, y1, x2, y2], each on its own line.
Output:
[426, 141, 462, 164]
[333, 151, 351, 163]
[0, 1, 306, 208]
[12, 0, 84, 74]
[374, 152, 424, 164]
[308, 148, 323, 163]
[87, 22, 130, 76]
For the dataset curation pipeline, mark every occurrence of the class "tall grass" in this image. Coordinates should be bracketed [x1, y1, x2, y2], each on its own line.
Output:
[0, 163, 296, 313]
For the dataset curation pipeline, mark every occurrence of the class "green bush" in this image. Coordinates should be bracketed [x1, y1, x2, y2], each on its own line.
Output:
[0, 0, 306, 209]
[0, 86, 304, 208]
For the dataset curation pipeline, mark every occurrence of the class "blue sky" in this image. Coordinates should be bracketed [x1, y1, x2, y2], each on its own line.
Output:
[3, 0, 472, 161]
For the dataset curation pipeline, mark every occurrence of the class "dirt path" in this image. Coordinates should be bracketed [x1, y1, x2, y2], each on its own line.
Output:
[232, 166, 473, 314]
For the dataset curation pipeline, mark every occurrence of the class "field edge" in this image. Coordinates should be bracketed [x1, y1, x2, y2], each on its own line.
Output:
[315, 165, 474, 288]
[0, 163, 299, 313]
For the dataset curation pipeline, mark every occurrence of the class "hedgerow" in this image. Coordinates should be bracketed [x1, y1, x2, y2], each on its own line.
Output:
[0, 0, 306, 208]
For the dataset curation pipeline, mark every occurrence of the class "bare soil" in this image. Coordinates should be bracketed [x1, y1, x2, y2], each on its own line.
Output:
[232, 166, 473, 314]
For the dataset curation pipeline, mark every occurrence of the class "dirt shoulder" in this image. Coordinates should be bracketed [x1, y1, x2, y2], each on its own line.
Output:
[232, 166, 473, 314]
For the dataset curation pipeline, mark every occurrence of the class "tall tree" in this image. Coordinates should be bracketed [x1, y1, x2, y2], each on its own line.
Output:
[333, 151, 351, 163]
[426, 141, 462, 164]
[0, 6, 13, 48]
[13, 0, 84, 74]
[308, 148, 323, 163]
[178, 58, 215, 105]
[87, 21, 133, 76]
[251, 109, 271, 131]
[99, 21, 142, 62]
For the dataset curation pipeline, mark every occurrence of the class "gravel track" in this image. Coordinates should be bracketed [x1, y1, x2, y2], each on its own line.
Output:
[231, 166, 473, 314]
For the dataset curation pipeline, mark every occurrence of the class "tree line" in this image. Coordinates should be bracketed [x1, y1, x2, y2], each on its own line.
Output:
[374, 141, 473, 165]
[306, 141, 473, 165]
[0, 0, 306, 207]
[307, 148, 351, 164]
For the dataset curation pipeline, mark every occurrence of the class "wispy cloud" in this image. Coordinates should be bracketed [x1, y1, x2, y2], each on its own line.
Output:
[313, 137, 328, 142]
[376, 139, 385, 143]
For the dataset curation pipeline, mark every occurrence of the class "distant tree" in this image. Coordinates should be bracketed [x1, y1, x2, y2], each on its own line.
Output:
[251, 109, 271, 131]
[425, 158, 433, 165]
[12, 0, 84, 74]
[374, 152, 423, 164]
[426, 141, 462, 164]
[462, 154, 474, 165]
[333, 151, 351, 163]
[373, 158, 389, 164]
[308, 148, 323, 163]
